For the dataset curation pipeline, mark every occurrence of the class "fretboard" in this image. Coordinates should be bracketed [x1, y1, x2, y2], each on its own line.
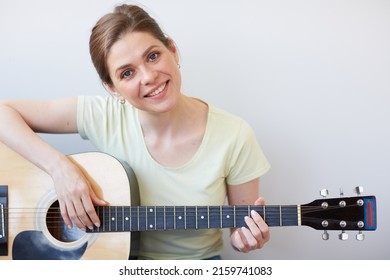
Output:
[87, 205, 299, 233]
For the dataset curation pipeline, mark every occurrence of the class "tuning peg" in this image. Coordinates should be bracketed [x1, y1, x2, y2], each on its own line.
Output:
[322, 230, 329, 240]
[354, 186, 364, 196]
[320, 189, 329, 198]
[338, 230, 348, 241]
[356, 231, 365, 241]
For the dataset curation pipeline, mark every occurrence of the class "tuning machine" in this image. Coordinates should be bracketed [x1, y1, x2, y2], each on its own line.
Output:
[356, 231, 365, 241]
[354, 186, 364, 196]
[339, 230, 348, 241]
[320, 188, 329, 198]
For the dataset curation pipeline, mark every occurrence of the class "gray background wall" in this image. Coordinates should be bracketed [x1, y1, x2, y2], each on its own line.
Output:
[1, 0, 389, 259]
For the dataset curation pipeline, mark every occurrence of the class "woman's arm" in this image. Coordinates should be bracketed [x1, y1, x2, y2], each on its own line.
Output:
[0, 98, 105, 230]
[227, 178, 270, 253]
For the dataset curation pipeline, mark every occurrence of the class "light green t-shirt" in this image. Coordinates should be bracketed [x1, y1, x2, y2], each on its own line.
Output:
[77, 95, 270, 259]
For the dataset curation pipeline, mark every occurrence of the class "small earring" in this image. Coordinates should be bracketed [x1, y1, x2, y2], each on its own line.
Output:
[119, 96, 126, 104]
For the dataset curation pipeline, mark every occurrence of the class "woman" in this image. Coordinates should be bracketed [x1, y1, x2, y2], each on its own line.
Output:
[0, 4, 270, 259]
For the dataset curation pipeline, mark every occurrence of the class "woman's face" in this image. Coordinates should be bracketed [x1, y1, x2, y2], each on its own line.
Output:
[105, 31, 181, 114]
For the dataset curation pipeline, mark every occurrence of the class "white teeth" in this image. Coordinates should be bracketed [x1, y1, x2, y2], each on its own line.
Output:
[148, 83, 166, 97]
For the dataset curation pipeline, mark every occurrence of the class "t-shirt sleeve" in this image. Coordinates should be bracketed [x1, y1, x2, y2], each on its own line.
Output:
[226, 121, 271, 185]
[77, 95, 118, 152]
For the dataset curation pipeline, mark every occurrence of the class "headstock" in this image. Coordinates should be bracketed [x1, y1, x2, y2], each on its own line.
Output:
[301, 186, 376, 241]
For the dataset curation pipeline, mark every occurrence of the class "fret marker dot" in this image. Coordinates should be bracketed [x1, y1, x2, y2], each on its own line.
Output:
[149, 209, 153, 212]
[178, 216, 182, 220]
[149, 225, 153, 228]
[226, 215, 230, 219]
[201, 216, 204, 219]
[125, 217, 129, 221]
[111, 217, 115, 221]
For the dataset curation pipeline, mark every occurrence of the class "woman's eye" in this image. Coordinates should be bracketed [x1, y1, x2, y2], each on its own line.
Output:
[149, 52, 159, 62]
[122, 70, 133, 79]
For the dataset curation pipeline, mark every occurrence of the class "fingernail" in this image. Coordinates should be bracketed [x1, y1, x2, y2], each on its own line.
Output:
[94, 222, 100, 228]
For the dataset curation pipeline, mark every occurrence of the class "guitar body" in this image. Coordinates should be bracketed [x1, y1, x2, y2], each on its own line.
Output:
[0, 143, 132, 260]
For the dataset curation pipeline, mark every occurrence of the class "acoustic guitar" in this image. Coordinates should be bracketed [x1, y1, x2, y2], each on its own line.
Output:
[0, 143, 377, 260]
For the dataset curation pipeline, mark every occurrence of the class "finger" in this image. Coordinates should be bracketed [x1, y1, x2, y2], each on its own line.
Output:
[231, 229, 250, 253]
[58, 200, 73, 229]
[243, 217, 264, 249]
[81, 194, 101, 228]
[71, 198, 90, 230]
[250, 210, 270, 242]
[254, 197, 266, 206]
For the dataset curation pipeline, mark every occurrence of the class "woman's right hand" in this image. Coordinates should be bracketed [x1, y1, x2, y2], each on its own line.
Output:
[51, 157, 107, 231]
[0, 98, 106, 230]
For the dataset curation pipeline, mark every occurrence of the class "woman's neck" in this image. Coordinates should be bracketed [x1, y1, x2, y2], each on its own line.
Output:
[138, 95, 208, 138]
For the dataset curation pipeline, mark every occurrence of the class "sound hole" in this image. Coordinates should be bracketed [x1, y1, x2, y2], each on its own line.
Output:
[46, 201, 85, 242]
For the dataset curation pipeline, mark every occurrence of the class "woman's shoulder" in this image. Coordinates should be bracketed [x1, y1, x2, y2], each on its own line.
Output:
[207, 102, 250, 131]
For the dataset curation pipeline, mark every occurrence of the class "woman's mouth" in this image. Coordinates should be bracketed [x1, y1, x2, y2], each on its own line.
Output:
[145, 82, 167, 98]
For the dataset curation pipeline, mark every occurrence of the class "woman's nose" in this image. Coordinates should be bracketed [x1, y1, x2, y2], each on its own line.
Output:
[140, 66, 157, 85]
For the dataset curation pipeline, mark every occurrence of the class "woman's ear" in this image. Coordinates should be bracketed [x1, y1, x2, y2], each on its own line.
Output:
[103, 82, 126, 104]
[103, 82, 119, 97]
[167, 38, 180, 63]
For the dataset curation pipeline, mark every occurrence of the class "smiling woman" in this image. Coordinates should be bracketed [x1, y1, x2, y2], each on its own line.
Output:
[0, 4, 270, 260]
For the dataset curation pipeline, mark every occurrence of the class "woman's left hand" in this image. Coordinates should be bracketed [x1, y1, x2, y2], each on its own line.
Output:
[230, 197, 270, 253]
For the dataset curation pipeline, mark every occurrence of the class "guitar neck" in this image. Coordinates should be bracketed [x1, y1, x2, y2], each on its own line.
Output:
[88, 205, 299, 233]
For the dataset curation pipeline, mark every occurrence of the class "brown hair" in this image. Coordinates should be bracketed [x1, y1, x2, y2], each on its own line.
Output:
[89, 4, 170, 85]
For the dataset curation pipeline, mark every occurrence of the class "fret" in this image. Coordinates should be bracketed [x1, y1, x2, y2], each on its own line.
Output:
[207, 206, 210, 228]
[233, 206, 236, 228]
[196, 206, 198, 229]
[280, 205, 282, 226]
[154, 206, 157, 230]
[220, 206, 222, 228]
[164, 206, 166, 230]
[0, 186, 7, 245]
[0, 203, 4, 239]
